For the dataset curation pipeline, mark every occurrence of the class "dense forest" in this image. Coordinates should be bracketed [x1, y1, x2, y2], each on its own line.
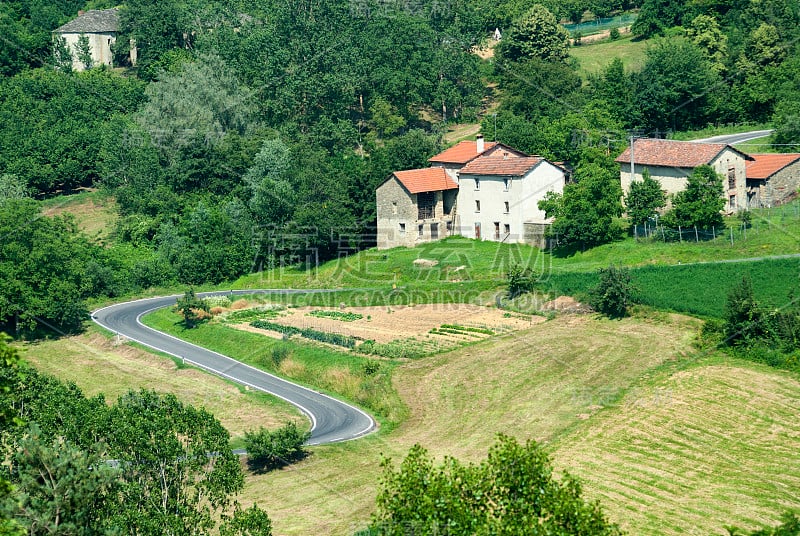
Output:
[1, 0, 799, 335]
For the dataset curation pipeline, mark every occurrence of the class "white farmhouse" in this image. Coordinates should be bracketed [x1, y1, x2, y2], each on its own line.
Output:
[53, 9, 135, 71]
[376, 136, 566, 249]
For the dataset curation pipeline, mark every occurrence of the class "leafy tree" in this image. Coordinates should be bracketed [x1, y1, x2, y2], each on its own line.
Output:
[686, 14, 728, 74]
[773, 100, 800, 152]
[591, 58, 639, 126]
[1, 426, 119, 536]
[589, 265, 636, 318]
[498, 4, 570, 64]
[631, 0, 686, 37]
[626, 168, 666, 227]
[51, 36, 73, 73]
[105, 389, 244, 535]
[75, 34, 93, 70]
[244, 139, 294, 226]
[663, 165, 725, 229]
[0, 174, 28, 203]
[220, 504, 273, 536]
[723, 275, 763, 346]
[243, 422, 311, 472]
[538, 151, 624, 248]
[635, 38, 721, 132]
[369, 434, 621, 535]
[175, 289, 210, 328]
[495, 58, 584, 121]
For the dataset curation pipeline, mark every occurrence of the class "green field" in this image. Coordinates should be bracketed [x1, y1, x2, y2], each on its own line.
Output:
[570, 34, 649, 75]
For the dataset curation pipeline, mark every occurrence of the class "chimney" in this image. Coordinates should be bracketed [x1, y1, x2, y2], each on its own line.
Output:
[476, 134, 485, 154]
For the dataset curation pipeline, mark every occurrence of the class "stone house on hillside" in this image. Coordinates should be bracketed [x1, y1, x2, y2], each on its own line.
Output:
[53, 8, 136, 71]
[616, 138, 752, 213]
[745, 153, 800, 208]
[376, 136, 565, 249]
[376, 168, 458, 249]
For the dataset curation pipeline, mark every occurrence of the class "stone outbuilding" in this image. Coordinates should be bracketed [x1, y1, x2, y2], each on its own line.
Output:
[376, 167, 459, 249]
[745, 153, 800, 208]
[53, 8, 136, 71]
[616, 138, 753, 213]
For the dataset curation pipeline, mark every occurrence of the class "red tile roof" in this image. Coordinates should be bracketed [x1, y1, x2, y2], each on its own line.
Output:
[460, 156, 542, 176]
[746, 153, 800, 180]
[428, 140, 498, 164]
[393, 167, 458, 194]
[615, 139, 750, 168]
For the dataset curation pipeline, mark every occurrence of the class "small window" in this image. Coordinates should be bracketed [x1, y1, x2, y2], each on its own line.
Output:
[431, 223, 439, 239]
[503, 223, 510, 235]
[399, 223, 406, 234]
[494, 222, 500, 240]
[729, 195, 736, 210]
[418, 224, 424, 237]
[474, 178, 480, 190]
[446, 221, 452, 233]
[503, 179, 510, 191]
[475, 200, 481, 212]
[728, 168, 736, 190]
[392, 201, 398, 215]
[504, 201, 509, 213]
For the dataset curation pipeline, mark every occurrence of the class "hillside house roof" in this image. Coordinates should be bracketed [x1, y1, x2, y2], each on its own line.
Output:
[615, 139, 752, 168]
[54, 9, 119, 34]
[746, 153, 800, 180]
[428, 140, 499, 164]
[392, 168, 458, 194]
[460, 156, 543, 176]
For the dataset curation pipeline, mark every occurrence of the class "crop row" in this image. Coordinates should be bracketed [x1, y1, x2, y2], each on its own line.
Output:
[308, 310, 364, 322]
[250, 320, 357, 348]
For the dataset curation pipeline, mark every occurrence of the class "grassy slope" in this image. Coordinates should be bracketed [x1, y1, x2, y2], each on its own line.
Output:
[40, 190, 118, 241]
[235, 313, 800, 535]
[21, 327, 302, 444]
[569, 34, 649, 75]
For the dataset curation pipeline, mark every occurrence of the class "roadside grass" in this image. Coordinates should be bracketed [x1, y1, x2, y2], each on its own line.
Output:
[670, 123, 772, 142]
[542, 257, 800, 319]
[735, 134, 783, 153]
[240, 313, 800, 535]
[19, 326, 302, 444]
[569, 34, 648, 75]
[39, 189, 118, 241]
[141, 307, 408, 427]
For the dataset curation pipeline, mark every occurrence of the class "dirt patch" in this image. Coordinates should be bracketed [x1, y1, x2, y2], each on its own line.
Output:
[233, 304, 544, 344]
[542, 296, 592, 313]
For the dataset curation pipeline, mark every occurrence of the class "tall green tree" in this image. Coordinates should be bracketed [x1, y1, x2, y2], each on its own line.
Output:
[664, 164, 725, 229]
[626, 168, 666, 227]
[370, 434, 621, 535]
[538, 150, 624, 248]
[497, 4, 570, 64]
[105, 390, 244, 535]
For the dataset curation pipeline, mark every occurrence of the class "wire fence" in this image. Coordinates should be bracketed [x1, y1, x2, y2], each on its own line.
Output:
[563, 13, 637, 35]
[633, 204, 800, 244]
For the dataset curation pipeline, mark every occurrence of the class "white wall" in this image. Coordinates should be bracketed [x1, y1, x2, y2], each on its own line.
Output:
[457, 161, 564, 242]
[60, 32, 115, 71]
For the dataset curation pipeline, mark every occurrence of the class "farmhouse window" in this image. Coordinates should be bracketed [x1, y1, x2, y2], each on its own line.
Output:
[504, 201, 509, 213]
[475, 200, 481, 212]
[503, 223, 510, 235]
[494, 222, 500, 240]
[503, 178, 510, 191]
[475, 178, 480, 190]
[399, 223, 406, 235]
[417, 191, 435, 219]
[418, 224, 424, 237]
[431, 223, 439, 239]
[728, 168, 736, 190]
[729, 195, 736, 210]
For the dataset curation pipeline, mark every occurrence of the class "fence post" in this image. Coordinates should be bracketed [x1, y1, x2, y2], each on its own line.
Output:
[661, 225, 666, 241]
[694, 226, 699, 242]
[730, 226, 734, 245]
[678, 225, 682, 243]
[712, 226, 716, 240]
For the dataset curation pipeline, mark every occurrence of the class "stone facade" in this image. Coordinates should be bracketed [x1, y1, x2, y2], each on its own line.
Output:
[746, 155, 800, 208]
[376, 176, 457, 249]
[618, 141, 749, 213]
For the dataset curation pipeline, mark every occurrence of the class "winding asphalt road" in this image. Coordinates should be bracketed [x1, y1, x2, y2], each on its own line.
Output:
[694, 129, 774, 145]
[92, 291, 376, 446]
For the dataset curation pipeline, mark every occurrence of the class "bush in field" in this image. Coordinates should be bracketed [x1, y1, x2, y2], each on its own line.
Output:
[270, 344, 291, 367]
[507, 264, 534, 299]
[204, 295, 232, 309]
[589, 265, 636, 318]
[243, 422, 311, 472]
[724, 275, 763, 346]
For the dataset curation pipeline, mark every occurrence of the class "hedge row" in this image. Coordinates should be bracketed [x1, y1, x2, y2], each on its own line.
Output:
[250, 319, 357, 348]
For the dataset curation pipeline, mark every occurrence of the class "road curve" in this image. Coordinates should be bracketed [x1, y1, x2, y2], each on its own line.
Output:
[693, 129, 774, 145]
[92, 291, 376, 446]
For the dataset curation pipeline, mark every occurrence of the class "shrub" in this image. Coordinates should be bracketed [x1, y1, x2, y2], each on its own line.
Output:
[362, 360, 382, 376]
[609, 27, 620, 40]
[507, 264, 534, 299]
[175, 289, 210, 328]
[204, 295, 232, 308]
[588, 265, 636, 318]
[244, 422, 311, 472]
[271, 344, 291, 367]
